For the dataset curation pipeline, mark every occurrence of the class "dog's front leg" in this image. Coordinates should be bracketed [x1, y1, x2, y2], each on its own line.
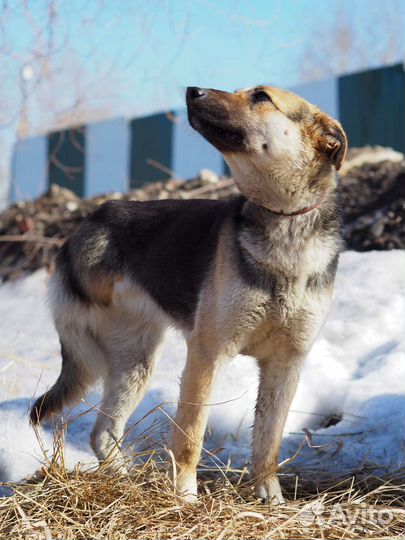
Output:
[252, 354, 303, 504]
[172, 339, 219, 502]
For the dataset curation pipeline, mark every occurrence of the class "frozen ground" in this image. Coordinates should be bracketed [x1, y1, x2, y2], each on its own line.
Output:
[0, 251, 404, 484]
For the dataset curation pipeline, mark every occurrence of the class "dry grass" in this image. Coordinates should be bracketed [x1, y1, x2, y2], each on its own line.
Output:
[0, 420, 404, 540]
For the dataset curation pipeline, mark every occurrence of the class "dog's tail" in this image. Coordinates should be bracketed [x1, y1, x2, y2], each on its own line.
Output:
[30, 341, 97, 425]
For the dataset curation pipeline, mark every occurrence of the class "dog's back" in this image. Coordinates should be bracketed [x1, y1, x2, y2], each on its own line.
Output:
[56, 196, 245, 322]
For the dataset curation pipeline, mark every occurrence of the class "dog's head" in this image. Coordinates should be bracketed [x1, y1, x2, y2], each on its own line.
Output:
[186, 85, 347, 213]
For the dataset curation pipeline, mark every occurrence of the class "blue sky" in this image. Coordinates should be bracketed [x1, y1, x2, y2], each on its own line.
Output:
[4, 0, 404, 116]
[54, 0, 405, 114]
[0, 0, 404, 198]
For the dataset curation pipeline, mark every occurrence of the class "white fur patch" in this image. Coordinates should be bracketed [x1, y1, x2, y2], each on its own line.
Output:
[48, 272, 173, 380]
[112, 278, 170, 327]
[262, 110, 303, 160]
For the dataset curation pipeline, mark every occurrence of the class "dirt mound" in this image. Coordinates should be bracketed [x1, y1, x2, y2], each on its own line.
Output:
[0, 150, 403, 280]
[340, 158, 405, 250]
[0, 174, 236, 280]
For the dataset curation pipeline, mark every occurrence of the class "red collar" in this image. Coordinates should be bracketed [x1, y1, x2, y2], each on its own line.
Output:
[269, 199, 323, 217]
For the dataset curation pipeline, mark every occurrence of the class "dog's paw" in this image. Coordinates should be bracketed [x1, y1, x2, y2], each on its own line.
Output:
[255, 475, 285, 504]
[175, 474, 198, 504]
[99, 457, 129, 476]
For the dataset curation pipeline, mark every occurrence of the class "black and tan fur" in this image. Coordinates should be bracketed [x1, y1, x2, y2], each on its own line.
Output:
[30, 85, 347, 503]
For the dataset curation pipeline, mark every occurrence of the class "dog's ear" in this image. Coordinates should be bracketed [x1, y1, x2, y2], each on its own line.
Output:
[315, 113, 348, 171]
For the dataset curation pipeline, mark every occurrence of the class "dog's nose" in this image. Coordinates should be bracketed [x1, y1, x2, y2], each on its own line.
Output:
[187, 87, 206, 101]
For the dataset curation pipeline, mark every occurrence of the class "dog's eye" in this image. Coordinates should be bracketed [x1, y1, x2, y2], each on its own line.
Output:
[251, 91, 272, 104]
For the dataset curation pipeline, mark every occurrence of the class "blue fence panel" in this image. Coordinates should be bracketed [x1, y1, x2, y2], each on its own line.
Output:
[172, 109, 226, 179]
[291, 77, 339, 119]
[85, 118, 130, 196]
[11, 136, 47, 202]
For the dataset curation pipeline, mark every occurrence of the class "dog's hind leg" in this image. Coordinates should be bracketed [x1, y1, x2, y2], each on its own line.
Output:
[90, 320, 165, 472]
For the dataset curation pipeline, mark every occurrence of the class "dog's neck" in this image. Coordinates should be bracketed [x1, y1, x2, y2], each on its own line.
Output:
[237, 190, 341, 285]
[242, 187, 334, 219]
[261, 197, 324, 217]
[225, 147, 339, 211]
[239, 187, 339, 247]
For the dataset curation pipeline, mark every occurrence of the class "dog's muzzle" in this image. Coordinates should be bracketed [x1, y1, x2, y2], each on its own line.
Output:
[186, 86, 246, 152]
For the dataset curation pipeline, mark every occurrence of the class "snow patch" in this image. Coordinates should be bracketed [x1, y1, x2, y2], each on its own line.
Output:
[0, 251, 404, 482]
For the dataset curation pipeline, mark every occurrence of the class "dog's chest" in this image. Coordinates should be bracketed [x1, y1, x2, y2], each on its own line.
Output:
[261, 270, 313, 328]
[247, 240, 328, 314]
[240, 276, 330, 360]
[237, 246, 334, 358]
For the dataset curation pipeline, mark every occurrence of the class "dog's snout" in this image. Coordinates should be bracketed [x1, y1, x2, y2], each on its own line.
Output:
[187, 86, 206, 101]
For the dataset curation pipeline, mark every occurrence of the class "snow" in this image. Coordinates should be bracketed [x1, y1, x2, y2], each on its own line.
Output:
[0, 250, 404, 484]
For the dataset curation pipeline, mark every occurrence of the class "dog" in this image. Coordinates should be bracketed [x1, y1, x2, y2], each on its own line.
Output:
[30, 84, 347, 504]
